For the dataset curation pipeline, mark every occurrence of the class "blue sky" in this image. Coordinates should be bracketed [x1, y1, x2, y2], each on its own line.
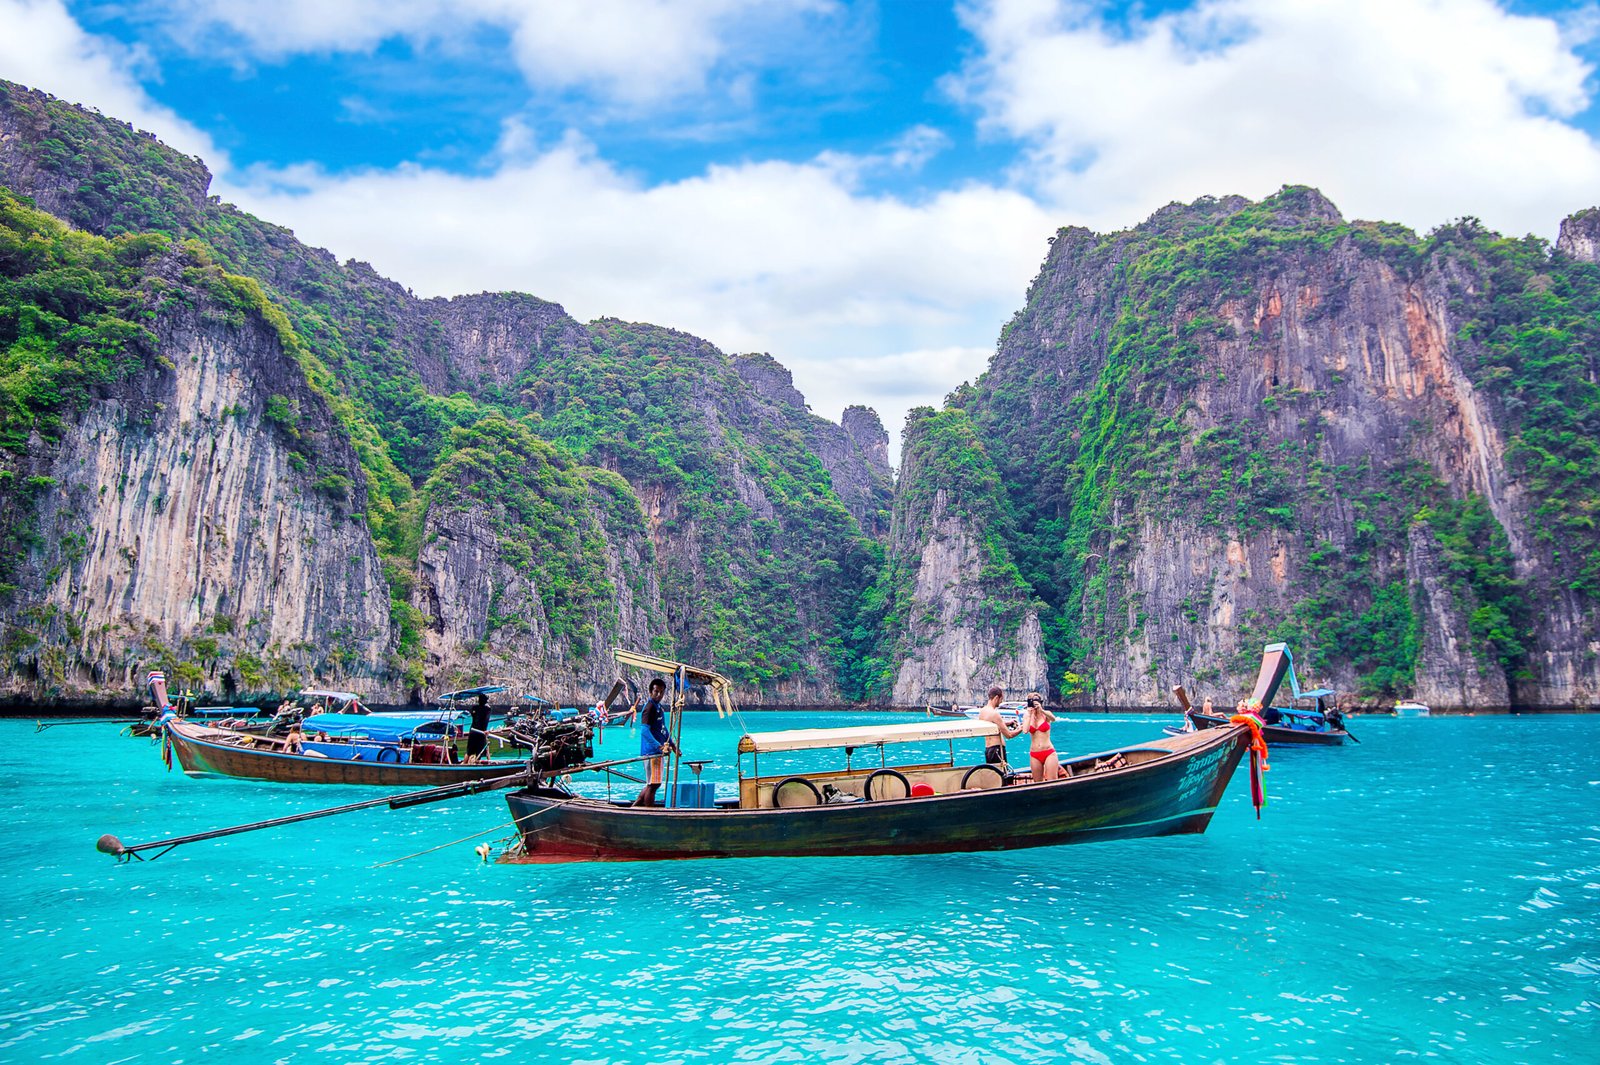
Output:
[70, 1, 1028, 196]
[62, 0, 1597, 188]
[4, 0, 1600, 449]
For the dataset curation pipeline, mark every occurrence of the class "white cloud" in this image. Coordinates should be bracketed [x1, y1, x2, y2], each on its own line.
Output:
[12, 0, 1600, 459]
[121, 0, 842, 108]
[219, 139, 1052, 444]
[788, 345, 993, 433]
[952, 0, 1600, 238]
[0, 0, 220, 161]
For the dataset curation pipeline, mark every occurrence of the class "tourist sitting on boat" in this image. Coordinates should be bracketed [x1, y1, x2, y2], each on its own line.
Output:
[1024, 692, 1065, 781]
[283, 723, 305, 755]
[632, 677, 677, 807]
[976, 686, 1021, 770]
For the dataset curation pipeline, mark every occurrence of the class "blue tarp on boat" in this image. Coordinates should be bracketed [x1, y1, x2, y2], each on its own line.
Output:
[440, 685, 507, 701]
[299, 712, 462, 742]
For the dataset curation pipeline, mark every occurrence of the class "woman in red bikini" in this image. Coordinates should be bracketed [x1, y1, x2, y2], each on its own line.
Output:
[1022, 691, 1064, 782]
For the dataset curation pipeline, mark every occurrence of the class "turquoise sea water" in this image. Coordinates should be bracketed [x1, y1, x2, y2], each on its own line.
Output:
[2, 712, 1597, 1063]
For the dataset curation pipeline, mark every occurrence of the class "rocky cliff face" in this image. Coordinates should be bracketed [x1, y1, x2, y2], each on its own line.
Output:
[1, 255, 394, 702]
[512, 328, 880, 704]
[957, 187, 1600, 709]
[415, 425, 661, 697]
[732, 355, 893, 536]
[1557, 209, 1600, 264]
[415, 291, 585, 398]
[866, 407, 1045, 705]
[0, 80, 890, 705]
[887, 486, 1047, 704]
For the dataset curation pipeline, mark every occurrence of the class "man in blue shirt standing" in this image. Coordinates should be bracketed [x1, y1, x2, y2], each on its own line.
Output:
[633, 677, 677, 807]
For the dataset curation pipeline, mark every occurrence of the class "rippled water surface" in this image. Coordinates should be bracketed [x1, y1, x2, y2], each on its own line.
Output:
[3, 713, 1597, 1062]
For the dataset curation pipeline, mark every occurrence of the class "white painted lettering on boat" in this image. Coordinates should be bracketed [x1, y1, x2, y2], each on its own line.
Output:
[1174, 746, 1228, 805]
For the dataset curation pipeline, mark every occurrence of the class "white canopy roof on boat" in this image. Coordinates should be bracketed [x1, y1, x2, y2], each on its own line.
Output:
[613, 647, 738, 718]
[739, 718, 999, 754]
[299, 689, 359, 702]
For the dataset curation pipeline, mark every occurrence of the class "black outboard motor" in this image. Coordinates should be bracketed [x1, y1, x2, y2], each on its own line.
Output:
[511, 711, 595, 774]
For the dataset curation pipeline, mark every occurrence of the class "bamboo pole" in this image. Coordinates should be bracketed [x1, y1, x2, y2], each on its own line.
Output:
[96, 770, 530, 861]
[667, 666, 686, 808]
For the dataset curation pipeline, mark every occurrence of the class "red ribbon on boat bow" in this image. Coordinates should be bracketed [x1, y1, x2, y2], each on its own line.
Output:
[1229, 713, 1270, 819]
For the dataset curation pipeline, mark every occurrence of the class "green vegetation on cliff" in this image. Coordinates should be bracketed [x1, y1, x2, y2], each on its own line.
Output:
[853, 406, 1033, 699]
[514, 318, 877, 691]
[0, 189, 162, 450]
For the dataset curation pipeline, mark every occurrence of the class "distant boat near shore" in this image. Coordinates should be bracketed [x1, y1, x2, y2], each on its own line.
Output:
[1394, 701, 1431, 717]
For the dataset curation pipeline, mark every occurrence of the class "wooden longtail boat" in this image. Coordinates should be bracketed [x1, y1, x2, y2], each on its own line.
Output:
[164, 719, 530, 786]
[500, 649, 1257, 864]
[1173, 642, 1351, 747]
[1182, 709, 1345, 746]
[503, 725, 1250, 863]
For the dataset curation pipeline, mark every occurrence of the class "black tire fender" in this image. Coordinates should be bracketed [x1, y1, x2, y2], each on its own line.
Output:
[772, 776, 821, 808]
[961, 764, 1004, 790]
[863, 768, 911, 802]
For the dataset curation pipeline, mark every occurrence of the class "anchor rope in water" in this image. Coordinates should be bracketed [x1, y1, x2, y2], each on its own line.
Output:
[370, 819, 520, 868]
[503, 794, 583, 853]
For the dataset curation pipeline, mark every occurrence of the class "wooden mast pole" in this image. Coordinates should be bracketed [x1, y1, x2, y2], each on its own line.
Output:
[667, 665, 686, 807]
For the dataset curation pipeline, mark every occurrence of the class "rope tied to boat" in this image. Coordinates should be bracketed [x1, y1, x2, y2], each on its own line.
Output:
[1229, 711, 1270, 819]
[503, 794, 582, 855]
[370, 819, 520, 868]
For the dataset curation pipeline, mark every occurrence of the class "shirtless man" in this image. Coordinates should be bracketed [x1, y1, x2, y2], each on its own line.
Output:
[976, 686, 1021, 770]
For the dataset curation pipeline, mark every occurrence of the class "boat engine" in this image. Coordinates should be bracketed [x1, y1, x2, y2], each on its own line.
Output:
[509, 712, 595, 774]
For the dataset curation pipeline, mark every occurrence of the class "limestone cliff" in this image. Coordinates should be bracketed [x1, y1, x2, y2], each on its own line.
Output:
[414, 418, 661, 696]
[867, 407, 1045, 705]
[731, 354, 893, 536]
[0, 241, 394, 703]
[3, 78, 1597, 711]
[960, 187, 1600, 709]
[1557, 209, 1600, 264]
[414, 291, 584, 398]
[515, 329, 878, 703]
[0, 79, 889, 705]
